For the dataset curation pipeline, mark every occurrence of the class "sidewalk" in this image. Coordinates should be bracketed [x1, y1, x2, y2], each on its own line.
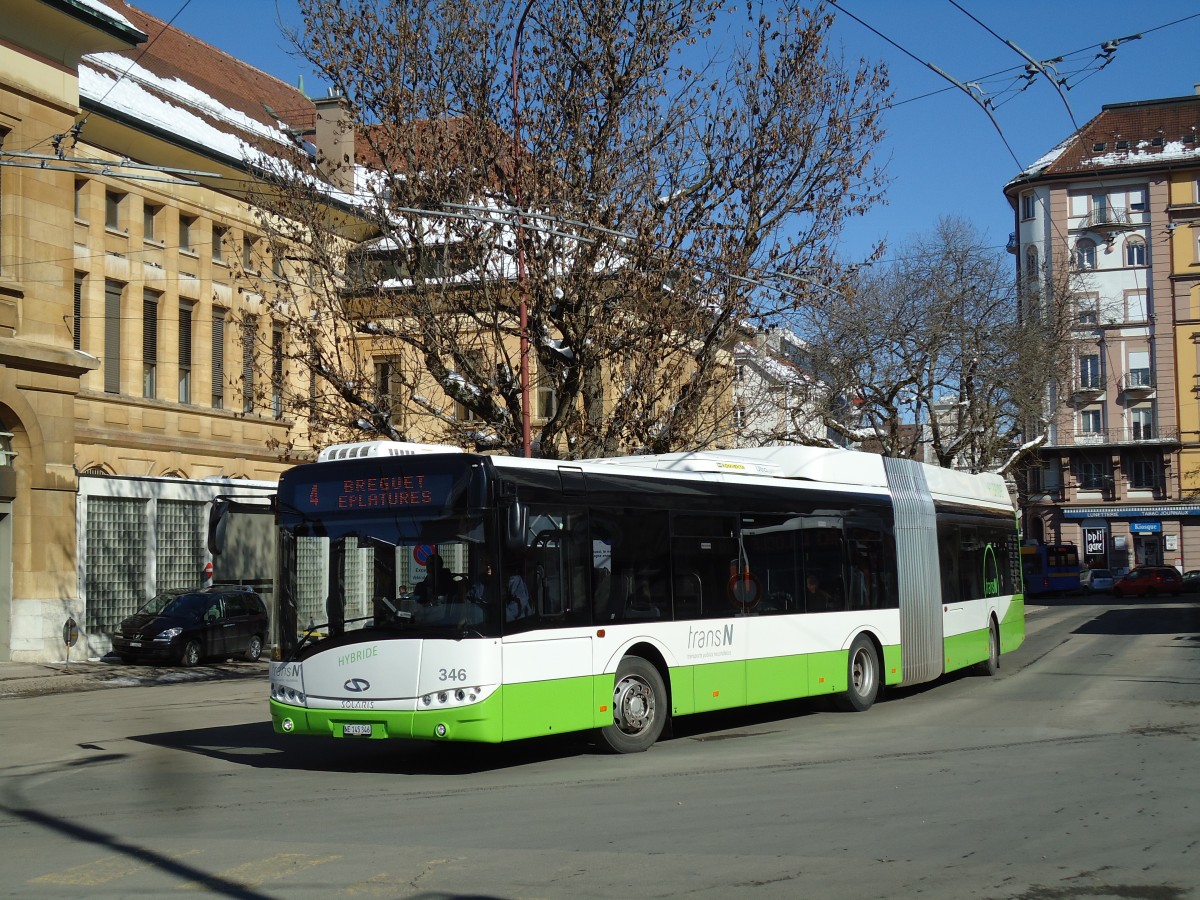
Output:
[0, 657, 269, 699]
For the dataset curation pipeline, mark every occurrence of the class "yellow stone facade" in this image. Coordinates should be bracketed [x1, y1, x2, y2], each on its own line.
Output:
[1, 1, 307, 660]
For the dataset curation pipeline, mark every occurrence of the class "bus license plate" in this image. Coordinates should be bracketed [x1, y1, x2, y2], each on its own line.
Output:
[343, 723, 371, 737]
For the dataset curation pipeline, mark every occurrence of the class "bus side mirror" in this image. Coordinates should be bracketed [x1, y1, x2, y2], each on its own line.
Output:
[208, 498, 229, 555]
[503, 500, 526, 553]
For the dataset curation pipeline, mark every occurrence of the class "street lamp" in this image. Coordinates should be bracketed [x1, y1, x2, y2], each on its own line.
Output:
[510, 1, 536, 458]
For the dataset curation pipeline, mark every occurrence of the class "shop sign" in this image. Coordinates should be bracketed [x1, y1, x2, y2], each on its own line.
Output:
[1083, 528, 1107, 555]
[1129, 520, 1162, 534]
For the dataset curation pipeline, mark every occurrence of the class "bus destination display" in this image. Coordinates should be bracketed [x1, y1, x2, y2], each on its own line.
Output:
[292, 472, 453, 513]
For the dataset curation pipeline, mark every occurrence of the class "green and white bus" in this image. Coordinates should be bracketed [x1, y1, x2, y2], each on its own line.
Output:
[269, 442, 1024, 752]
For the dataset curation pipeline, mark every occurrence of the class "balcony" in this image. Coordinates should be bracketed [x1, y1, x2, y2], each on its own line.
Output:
[1044, 426, 1179, 449]
[1119, 370, 1155, 397]
[1071, 379, 1104, 401]
[1077, 206, 1139, 235]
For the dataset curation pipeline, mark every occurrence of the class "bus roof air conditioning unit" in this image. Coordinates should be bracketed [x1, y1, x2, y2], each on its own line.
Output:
[316, 441, 462, 462]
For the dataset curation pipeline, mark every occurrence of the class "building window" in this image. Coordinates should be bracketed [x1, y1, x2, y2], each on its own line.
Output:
[1024, 245, 1039, 296]
[73, 273, 84, 351]
[104, 280, 123, 393]
[212, 310, 226, 408]
[271, 326, 284, 419]
[1126, 350, 1151, 388]
[241, 319, 256, 414]
[1078, 460, 1106, 491]
[142, 290, 159, 399]
[536, 370, 558, 421]
[143, 202, 161, 242]
[180, 215, 196, 253]
[74, 179, 88, 221]
[1125, 238, 1146, 267]
[1079, 354, 1102, 389]
[212, 225, 227, 262]
[1091, 193, 1109, 224]
[105, 191, 124, 231]
[1079, 408, 1102, 435]
[1077, 294, 1099, 327]
[1073, 238, 1097, 270]
[1128, 457, 1158, 490]
[454, 351, 485, 422]
[1129, 187, 1147, 213]
[179, 301, 193, 404]
[1126, 291, 1147, 322]
[242, 236, 257, 271]
[1021, 192, 1036, 220]
[375, 358, 405, 427]
[1131, 405, 1154, 441]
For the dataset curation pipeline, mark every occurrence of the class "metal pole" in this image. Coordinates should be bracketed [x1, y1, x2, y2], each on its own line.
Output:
[511, 2, 536, 458]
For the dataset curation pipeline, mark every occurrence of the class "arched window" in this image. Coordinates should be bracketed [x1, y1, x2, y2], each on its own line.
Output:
[1125, 238, 1147, 267]
[1074, 238, 1097, 270]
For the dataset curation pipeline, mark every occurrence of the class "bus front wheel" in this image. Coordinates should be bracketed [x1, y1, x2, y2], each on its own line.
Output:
[598, 656, 667, 753]
[835, 635, 879, 712]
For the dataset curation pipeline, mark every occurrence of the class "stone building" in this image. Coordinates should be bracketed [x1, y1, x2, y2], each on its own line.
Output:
[1, 0, 335, 660]
[1006, 90, 1200, 572]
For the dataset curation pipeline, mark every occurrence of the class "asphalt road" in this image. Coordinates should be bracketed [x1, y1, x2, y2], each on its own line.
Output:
[0, 595, 1196, 899]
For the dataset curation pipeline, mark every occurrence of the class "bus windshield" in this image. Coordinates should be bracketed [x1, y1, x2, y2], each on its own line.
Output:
[278, 511, 503, 657]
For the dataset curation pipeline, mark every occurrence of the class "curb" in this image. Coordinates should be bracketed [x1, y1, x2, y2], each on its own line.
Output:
[0, 659, 269, 699]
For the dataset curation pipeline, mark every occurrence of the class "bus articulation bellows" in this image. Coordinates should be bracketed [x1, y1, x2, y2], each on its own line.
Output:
[269, 442, 1024, 753]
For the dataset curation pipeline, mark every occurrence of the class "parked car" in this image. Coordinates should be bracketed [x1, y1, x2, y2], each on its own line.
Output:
[111, 585, 269, 666]
[1110, 566, 1183, 598]
[1080, 568, 1114, 593]
[1183, 570, 1200, 592]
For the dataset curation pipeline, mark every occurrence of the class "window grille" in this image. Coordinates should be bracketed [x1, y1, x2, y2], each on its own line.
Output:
[157, 501, 205, 591]
[85, 497, 147, 634]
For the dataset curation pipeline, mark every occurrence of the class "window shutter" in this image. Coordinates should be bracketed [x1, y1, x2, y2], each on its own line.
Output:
[104, 281, 122, 393]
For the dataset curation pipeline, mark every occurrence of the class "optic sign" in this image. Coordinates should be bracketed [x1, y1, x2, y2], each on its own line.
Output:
[294, 472, 452, 513]
[1084, 528, 1107, 555]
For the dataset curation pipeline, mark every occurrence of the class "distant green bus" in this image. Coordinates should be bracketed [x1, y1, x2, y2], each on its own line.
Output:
[269, 443, 1024, 753]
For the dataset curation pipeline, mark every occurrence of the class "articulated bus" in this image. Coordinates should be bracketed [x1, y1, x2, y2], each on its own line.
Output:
[268, 442, 1024, 753]
[1019, 542, 1081, 596]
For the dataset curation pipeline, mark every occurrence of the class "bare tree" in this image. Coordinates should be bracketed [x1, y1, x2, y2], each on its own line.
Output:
[789, 216, 1074, 473]
[247, 0, 889, 459]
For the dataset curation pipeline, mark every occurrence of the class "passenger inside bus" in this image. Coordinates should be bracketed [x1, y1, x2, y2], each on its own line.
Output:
[804, 573, 835, 612]
[413, 554, 456, 604]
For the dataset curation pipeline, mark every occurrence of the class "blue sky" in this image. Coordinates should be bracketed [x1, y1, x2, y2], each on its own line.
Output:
[129, 0, 1200, 264]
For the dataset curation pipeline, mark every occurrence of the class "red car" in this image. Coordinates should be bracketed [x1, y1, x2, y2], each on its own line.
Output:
[1111, 566, 1183, 598]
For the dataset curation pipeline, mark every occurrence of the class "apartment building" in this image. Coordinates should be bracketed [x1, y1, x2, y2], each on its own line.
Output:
[0, 0, 339, 661]
[1006, 91, 1200, 572]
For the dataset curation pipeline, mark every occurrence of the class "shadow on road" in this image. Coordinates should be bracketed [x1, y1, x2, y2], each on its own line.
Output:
[1072, 604, 1200, 637]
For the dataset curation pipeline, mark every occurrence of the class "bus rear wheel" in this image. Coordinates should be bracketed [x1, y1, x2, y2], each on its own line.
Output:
[835, 635, 879, 712]
[598, 656, 667, 753]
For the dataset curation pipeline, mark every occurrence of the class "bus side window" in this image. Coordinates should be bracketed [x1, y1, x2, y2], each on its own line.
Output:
[590, 508, 668, 622]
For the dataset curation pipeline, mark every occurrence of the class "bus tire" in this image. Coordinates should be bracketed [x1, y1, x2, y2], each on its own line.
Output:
[836, 634, 879, 712]
[598, 656, 667, 753]
[979, 619, 1000, 676]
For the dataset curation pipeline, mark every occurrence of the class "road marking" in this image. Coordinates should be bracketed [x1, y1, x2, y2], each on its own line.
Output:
[177, 853, 341, 891]
[30, 850, 200, 886]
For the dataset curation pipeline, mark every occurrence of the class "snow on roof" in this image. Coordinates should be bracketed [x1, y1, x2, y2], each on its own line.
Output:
[1013, 136, 1073, 181]
[1083, 138, 1200, 169]
[70, 0, 137, 31]
[81, 51, 294, 158]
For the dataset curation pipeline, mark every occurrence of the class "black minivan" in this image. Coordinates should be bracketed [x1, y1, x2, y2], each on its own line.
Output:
[112, 586, 269, 666]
